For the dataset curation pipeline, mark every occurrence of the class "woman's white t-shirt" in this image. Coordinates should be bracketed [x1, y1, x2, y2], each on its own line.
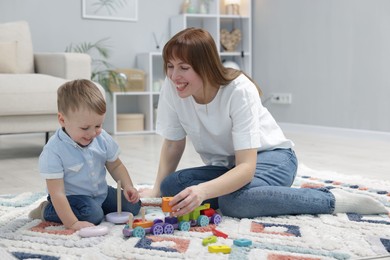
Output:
[156, 74, 293, 168]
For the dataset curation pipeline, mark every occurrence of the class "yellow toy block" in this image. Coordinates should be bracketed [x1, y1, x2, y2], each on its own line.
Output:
[208, 245, 231, 254]
[202, 235, 217, 246]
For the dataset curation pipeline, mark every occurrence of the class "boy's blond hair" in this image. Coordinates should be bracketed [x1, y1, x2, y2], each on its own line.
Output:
[57, 79, 106, 116]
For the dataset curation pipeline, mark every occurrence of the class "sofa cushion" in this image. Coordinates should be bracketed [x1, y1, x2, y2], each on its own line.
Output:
[0, 41, 18, 73]
[0, 74, 67, 116]
[0, 21, 34, 73]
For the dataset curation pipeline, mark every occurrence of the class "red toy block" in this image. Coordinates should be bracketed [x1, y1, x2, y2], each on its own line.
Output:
[211, 227, 228, 238]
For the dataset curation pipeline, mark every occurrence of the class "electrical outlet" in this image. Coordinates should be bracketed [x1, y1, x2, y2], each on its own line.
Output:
[270, 93, 292, 104]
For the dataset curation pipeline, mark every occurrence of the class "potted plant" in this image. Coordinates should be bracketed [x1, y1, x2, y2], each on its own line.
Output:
[65, 37, 126, 95]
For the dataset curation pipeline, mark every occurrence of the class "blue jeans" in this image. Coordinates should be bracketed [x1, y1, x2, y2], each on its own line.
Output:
[43, 186, 141, 225]
[160, 148, 335, 218]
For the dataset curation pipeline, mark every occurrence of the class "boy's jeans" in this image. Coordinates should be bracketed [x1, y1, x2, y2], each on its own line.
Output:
[44, 186, 141, 225]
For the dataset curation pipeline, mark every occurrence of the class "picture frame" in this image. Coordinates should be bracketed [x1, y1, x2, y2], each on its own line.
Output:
[82, 0, 138, 22]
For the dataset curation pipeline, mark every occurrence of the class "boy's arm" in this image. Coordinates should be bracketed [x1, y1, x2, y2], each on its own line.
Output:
[106, 158, 139, 203]
[46, 179, 93, 229]
[106, 158, 134, 188]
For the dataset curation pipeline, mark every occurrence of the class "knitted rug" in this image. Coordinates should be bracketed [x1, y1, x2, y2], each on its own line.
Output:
[0, 165, 389, 260]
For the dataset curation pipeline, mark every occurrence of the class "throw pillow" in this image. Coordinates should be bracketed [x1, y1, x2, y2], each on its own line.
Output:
[0, 21, 34, 73]
[0, 41, 18, 73]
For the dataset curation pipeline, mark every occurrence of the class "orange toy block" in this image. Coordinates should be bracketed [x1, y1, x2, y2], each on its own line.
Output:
[162, 197, 174, 213]
[132, 219, 154, 228]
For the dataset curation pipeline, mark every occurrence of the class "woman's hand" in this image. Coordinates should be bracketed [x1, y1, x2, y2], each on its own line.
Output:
[123, 186, 140, 203]
[169, 185, 207, 217]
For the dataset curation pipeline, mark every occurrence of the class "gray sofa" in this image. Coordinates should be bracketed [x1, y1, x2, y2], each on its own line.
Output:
[0, 21, 93, 142]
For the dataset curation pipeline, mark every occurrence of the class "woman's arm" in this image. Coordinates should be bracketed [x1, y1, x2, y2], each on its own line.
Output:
[169, 148, 257, 216]
[140, 138, 186, 197]
[47, 179, 94, 230]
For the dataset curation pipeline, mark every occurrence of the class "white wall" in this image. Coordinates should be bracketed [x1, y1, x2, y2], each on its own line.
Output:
[253, 0, 390, 132]
[1, 0, 390, 132]
[0, 0, 183, 68]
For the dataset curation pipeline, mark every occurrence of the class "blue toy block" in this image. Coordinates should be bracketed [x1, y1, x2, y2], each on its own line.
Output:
[233, 238, 252, 247]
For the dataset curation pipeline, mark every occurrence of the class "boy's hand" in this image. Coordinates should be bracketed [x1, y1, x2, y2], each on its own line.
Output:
[70, 220, 94, 231]
[123, 186, 140, 203]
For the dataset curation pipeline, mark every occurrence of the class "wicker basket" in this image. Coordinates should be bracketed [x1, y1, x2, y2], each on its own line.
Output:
[116, 113, 144, 132]
[109, 68, 145, 92]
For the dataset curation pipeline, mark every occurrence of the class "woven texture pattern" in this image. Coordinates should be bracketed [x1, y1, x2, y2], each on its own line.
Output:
[1, 165, 389, 260]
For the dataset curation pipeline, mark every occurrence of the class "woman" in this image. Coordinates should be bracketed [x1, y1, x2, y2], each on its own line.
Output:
[140, 28, 387, 218]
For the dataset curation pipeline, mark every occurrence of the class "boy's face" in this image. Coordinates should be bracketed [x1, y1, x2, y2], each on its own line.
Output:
[58, 107, 105, 146]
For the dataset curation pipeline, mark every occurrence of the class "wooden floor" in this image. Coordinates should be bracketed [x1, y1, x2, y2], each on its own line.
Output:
[1, 123, 389, 195]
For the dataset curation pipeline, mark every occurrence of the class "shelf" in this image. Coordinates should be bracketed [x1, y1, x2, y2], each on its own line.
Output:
[170, 0, 251, 75]
[104, 0, 251, 135]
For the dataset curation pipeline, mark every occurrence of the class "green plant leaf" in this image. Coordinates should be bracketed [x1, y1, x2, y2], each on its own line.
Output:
[65, 37, 127, 95]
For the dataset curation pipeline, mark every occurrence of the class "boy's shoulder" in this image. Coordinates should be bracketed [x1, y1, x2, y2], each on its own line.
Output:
[95, 129, 115, 144]
[44, 129, 62, 146]
[40, 129, 67, 156]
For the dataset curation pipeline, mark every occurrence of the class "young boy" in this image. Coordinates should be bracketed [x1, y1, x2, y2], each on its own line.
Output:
[29, 79, 141, 230]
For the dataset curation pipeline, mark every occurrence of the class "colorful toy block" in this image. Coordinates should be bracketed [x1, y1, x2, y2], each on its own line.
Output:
[123, 202, 222, 238]
[202, 235, 217, 246]
[161, 197, 173, 212]
[211, 227, 228, 238]
[233, 238, 252, 247]
[208, 245, 231, 254]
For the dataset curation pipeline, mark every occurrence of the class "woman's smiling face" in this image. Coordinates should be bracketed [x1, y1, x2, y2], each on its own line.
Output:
[166, 58, 204, 101]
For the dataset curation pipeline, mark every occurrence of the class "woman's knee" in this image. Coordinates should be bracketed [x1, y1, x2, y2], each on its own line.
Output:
[218, 194, 243, 218]
[161, 167, 227, 196]
[254, 149, 298, 187]
[160, 174, 178, 196]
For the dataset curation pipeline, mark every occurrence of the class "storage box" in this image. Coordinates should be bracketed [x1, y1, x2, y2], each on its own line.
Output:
[109, 68, 145, 92]
[116, 113, 144, 132]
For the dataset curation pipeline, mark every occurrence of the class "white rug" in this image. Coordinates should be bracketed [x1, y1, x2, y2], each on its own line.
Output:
[0, 164, 389, 260]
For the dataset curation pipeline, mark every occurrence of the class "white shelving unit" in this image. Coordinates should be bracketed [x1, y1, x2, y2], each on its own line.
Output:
[104, 0, 252, 135]
[170, 0, 252, 75]
[104, 52, 163, 135]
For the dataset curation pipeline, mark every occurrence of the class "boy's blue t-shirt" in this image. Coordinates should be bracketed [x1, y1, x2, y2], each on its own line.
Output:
[39, 128, 119, 205]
